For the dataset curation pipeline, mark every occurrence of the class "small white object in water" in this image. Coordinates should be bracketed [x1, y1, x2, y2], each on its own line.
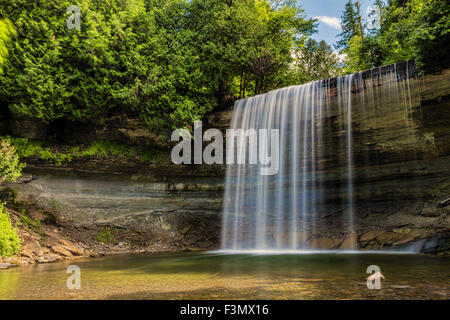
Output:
[367, 271, 386, 282]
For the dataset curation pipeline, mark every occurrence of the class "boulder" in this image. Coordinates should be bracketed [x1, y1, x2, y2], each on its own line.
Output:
[376, 232, 410, 245]
[340, 233, 359, 250]
[360, 230, 384, 242]
[21, 237, 42, 258]
[409, 229, 432, 239]
[51, 245, 73, 257]
[38, 254, 62, 263]
[308, 238, 342, 249]
[59, 239, 85, 256]
[421, 207, 441, 217]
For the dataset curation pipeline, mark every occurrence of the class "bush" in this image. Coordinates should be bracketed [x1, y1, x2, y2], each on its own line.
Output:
[0, 139, 25, 183]
[0, 202, 22, 258]
[96, 227, 117, 245]
[1, 136, 168, 166]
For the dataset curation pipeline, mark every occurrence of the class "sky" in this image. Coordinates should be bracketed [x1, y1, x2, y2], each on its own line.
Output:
[297, 0, 373, 48]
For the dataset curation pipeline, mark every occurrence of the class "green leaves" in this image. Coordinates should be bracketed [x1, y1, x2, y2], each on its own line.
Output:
[1, 0, 317, 135]
[0, 139, 25, 183]
[187, 0, 316, 98]
[1, 0, 111, 121]
[1, 136, 168, 165]
[0, 19, 16, 74]
[285, 39, 341, 85]
[337, 0, 449, 74]
[0, 202, 22, 258]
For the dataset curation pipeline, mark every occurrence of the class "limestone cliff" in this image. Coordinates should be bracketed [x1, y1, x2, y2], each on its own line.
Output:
[2, 62, 449, 255]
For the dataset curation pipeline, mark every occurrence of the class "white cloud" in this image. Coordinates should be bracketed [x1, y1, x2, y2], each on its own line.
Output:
[314, 16, 342, 30]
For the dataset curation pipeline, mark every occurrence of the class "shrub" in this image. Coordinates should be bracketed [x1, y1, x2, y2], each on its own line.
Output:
[2, 136, 169, 165]
[0, 202, 22, 258]
[20, 210, 41, 231]
[0, 139, 25, 183]
[96, 227, 117, 245]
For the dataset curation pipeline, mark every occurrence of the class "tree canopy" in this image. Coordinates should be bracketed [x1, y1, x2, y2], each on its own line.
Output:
[0, 0, 216, 132]
[336, 0, 450, 74]
[0, 19, 16, 74]
[0, 0, 448, 136]
[0, 0, 320, 134]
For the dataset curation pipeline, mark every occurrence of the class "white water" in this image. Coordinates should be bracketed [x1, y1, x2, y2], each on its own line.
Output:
[221, 62, 419, 251]
[213, 249, 416, 255]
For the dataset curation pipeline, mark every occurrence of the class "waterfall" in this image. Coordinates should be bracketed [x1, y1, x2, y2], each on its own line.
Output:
[221, 62, 419, 252]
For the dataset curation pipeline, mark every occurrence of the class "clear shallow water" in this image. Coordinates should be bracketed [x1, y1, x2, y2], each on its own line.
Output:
[0, 252, 448, 300]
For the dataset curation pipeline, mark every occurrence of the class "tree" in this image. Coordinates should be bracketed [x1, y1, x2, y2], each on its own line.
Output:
[0, 201, 22, 258]
[0, 0, 214, 133]
[367, 0, 385, 35]
[0, 139, 25, 183]
[337, 0, 450, 74]
[0, 0, 120, 122]
[379, 0, 450, 72]
[0, 19, 16, 133]
[186, 0, 316, 102]
[107, 0, 216, 132]
[335, 0, 363, 51]
[0, 0, 317, 134]
[0, 19, 16, 74]
[336, 0, 379, 73]
[282, 39, 341, 85]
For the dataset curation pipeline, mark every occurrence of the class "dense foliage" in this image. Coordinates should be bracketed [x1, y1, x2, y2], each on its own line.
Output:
[283, 39, 341, 85]
[1, 136, 168, 165]
[0, 139, 25, 183]
[337, 0, 450, 74]
[0, 202, 22, 258]
[0, 18, 16, 74]
[0, 0, 214, 132]
[0, 0, 448, 136]
[186, 0, 316, 98]
[0, 0, 320, 134]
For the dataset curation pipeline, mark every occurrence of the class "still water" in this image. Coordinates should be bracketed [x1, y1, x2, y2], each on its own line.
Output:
[0, 252, 448, 300]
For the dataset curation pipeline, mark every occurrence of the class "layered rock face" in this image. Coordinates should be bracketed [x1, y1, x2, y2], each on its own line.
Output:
[4, 62, 450, 253]
[7, 171, 223, 252]
[218, 62, 450, 252]
[314, 63, 450, 251]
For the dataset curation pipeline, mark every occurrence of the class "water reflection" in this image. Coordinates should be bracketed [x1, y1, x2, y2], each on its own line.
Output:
[0, 252, 448, 300]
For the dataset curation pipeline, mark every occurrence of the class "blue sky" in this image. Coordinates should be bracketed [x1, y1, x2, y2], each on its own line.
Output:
[297, 0, 373, 48]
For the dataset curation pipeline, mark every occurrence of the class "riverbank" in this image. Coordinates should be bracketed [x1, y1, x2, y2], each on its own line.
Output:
[0, 204, 211, 269]
[0, 170, 221, 268]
